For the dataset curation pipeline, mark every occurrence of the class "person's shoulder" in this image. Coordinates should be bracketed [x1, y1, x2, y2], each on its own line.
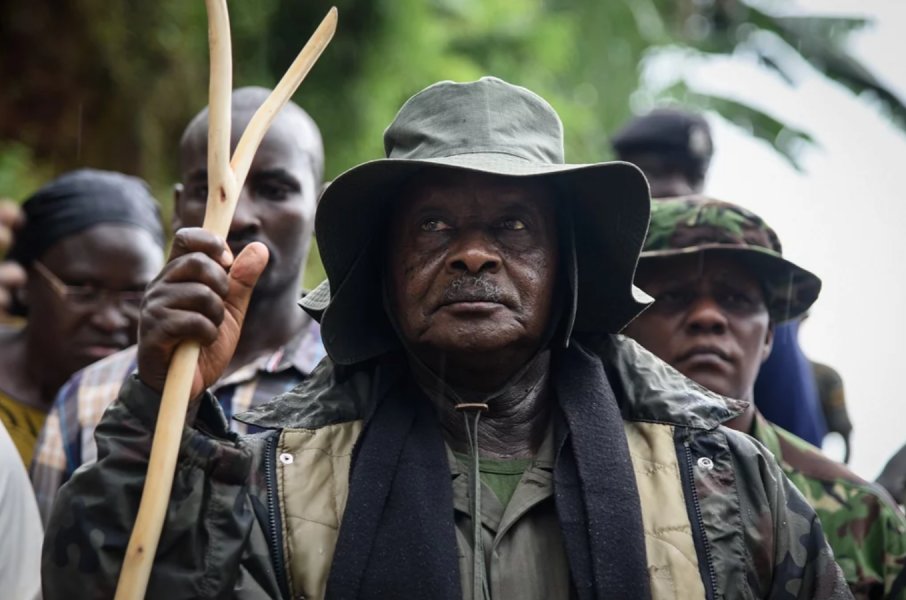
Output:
[591, 334, 748, 430]
[773, 423, 906, 520]
[58, 345, 138, 418]
[772, 423, 863, 485]
[234, 353, 403, 431]
[75, 345, 139, 386]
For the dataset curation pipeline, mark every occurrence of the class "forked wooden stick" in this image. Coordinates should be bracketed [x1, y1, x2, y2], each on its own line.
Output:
[114, 5, 337, 599]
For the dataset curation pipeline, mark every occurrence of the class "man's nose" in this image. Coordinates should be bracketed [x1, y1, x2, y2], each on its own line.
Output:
[229, 187, 261, 234]
[446, 231, 501, 274]
[685, 295, 729, 335]
[89, 300, 131, 333]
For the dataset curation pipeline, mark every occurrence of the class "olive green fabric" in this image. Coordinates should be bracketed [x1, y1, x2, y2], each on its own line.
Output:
[449, 426, 570, 599]
[751, 412, 906, 599]
[278, 422, 363, 600]
[624, 420, 706, 599]
[42, 336, 851, 599]
[453, 454, 532, 508]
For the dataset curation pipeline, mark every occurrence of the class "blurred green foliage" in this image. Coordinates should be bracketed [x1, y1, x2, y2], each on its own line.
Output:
[0, 0, 902, 288]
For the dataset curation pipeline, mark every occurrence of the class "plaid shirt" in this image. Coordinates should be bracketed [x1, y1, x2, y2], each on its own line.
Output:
[30, 317, 323, 524]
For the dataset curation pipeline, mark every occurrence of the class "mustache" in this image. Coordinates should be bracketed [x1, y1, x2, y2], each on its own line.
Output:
[440, 275, 505, 305]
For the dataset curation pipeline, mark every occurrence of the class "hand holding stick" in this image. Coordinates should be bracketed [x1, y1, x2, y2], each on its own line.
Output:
[114, 5, 337, 598]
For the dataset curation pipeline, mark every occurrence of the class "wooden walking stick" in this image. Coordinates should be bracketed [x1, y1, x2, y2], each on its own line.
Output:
[114, 4, 337, 598]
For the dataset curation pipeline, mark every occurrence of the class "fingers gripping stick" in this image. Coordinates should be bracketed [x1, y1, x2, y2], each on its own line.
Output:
[114, 4, 337, 598]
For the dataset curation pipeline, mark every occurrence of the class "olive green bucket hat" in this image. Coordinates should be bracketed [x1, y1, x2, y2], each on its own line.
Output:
[640, 195, 821, 322]
[301, 76, 653, 364]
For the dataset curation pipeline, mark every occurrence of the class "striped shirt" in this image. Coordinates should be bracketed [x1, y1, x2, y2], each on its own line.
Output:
[30, 317, 323, 524]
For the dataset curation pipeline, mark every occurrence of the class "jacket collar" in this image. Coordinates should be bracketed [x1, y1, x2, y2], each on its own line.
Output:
[236, 335, 746, 432]
[596, 334, 747, 430]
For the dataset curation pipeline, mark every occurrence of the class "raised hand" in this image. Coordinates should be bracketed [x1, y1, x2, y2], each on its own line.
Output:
[137, 227, 268, 403]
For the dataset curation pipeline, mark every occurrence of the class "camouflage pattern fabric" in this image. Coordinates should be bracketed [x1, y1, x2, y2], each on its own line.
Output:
[752, 412, 906, 599]
[811, 360, 853, 462]
[42, 335, 851, 599]
[641, 196, 822, 322]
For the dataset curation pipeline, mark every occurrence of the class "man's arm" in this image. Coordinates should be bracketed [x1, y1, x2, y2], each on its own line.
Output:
[42, 376, 259, 598]
[0, 421, 42, 600]
[43, 227, 273, 597]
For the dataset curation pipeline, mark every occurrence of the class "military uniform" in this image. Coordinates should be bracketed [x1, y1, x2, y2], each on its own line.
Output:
[751, 413, 906, 598]
[638, 197, 906, 599]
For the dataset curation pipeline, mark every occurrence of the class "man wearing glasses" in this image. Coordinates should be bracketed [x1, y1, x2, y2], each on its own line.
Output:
[0, 168, 165, 466]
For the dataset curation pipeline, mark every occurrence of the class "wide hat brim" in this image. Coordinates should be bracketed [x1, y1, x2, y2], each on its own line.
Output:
[638, 244, 822, 322]
[302, 152, 653, 365]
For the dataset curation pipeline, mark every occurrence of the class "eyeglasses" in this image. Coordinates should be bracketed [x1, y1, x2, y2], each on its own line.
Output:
[32, 260, 145, 319]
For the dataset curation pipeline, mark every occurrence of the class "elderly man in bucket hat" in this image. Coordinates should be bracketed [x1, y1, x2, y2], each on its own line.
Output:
[625, 196, 906, 599]
[44, 77, 848, 600]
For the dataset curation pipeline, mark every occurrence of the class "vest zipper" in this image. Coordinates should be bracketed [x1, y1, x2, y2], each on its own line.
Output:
[265, 431, 291, 599]
[679, 434, 718, 600]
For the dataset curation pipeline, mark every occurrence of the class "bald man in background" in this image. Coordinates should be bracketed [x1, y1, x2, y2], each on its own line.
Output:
[30, 87, 327, 521]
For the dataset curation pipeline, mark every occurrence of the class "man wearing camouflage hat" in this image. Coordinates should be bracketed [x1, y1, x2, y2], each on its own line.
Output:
[612, 108, 841, 450]
[45, 78, 847, 599]
[624, 196, 906, 599]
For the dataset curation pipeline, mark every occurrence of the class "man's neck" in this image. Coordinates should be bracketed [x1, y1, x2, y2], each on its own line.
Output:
[724, 390, 756, 434]
[228, 283, 307, 372]
[413, 350, 553, 460]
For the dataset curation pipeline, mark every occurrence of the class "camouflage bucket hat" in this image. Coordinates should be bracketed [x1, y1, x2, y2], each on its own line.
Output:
[640, 196, 821, 322]
[301, 76, 653, 364]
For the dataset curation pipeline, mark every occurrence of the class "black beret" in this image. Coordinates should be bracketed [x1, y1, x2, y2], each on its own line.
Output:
[611, 108, 713, 177]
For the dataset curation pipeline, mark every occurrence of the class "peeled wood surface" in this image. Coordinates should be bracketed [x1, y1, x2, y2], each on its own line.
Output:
[114, 5, 337, 599]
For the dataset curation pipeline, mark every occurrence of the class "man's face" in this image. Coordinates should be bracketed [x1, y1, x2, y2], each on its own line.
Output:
[27, 223, 163, 384]
[387, 171, 559, 378]
[175, 112, 318, 298]
[624, 253, 773, 401]
[619, 152, 697, 198]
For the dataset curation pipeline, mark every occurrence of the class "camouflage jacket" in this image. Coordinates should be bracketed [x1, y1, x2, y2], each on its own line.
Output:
[42, 335, 851, 599]
[751, 413, 906, 598]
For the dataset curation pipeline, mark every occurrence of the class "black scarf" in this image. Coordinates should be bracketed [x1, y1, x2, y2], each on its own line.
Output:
[325, 341, 651, 599]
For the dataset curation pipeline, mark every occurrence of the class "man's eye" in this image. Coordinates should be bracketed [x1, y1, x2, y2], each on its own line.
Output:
[420, 219, 451, 232]
[190, 185, 208, 201]
[257, 182, 291, 201]
[719, 292, 757, 310]
[499, 218, 526, 231]
[657, 291, 692, 307]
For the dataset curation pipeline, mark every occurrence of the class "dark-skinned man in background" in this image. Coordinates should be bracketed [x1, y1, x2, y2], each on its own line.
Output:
[29, 87, 325, 522]
[624, 196, 906, 599]
[44, 77, 848, 599]
[0, 169, 165, 466]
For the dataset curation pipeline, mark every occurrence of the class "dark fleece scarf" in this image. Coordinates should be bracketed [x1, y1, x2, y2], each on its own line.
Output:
[325, 341, 651, 600]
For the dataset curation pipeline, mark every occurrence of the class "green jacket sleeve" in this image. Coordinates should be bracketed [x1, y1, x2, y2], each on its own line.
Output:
[41, 375, 269, 599]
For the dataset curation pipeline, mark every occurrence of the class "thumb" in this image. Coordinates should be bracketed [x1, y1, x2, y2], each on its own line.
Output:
[223, 241, 269, 326]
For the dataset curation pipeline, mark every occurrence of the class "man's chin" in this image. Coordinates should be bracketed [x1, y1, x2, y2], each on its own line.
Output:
[679, 368, 741, 400]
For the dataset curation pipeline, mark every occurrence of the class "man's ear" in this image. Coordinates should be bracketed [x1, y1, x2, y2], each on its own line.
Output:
[172, 183, 185, 231]
[761, 322, 775, 363]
